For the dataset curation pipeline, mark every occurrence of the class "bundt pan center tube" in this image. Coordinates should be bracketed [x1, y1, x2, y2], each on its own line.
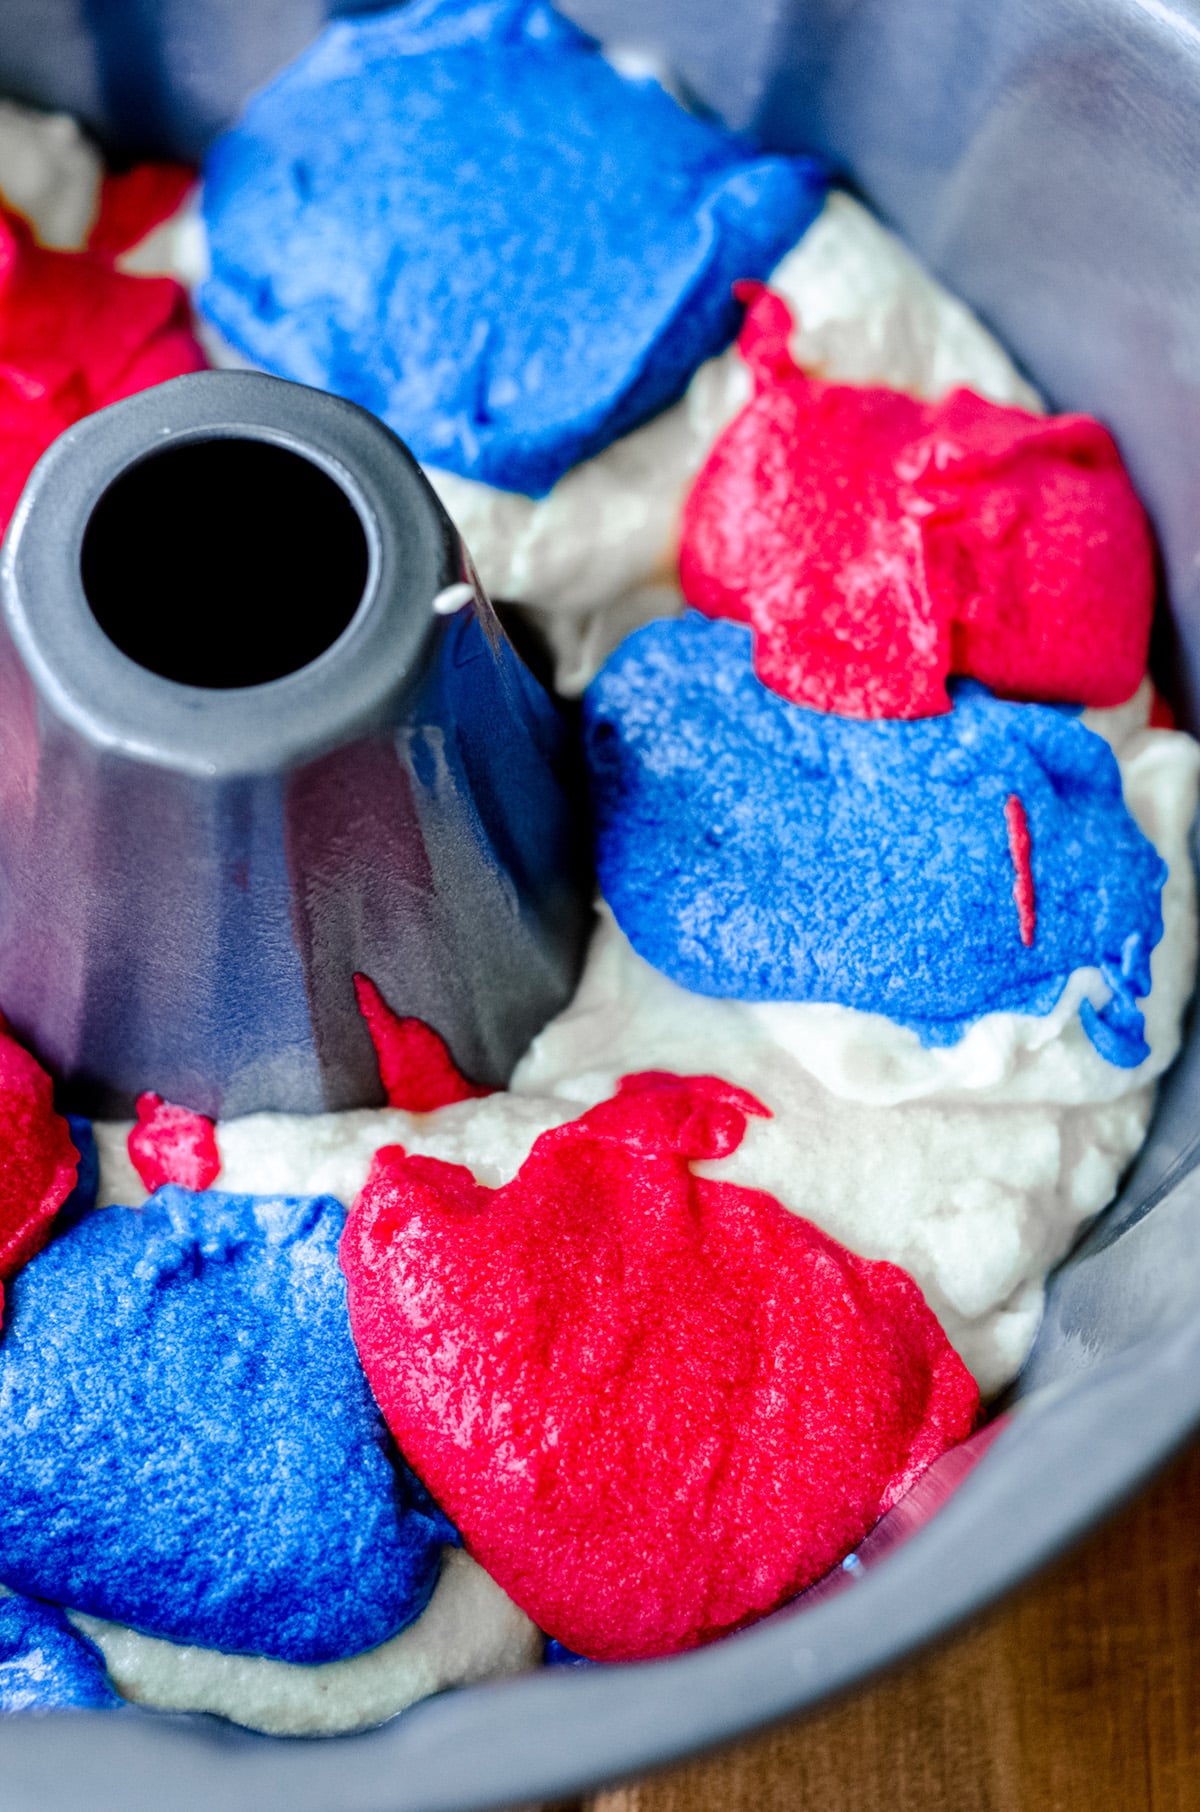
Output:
[0, 370, 590, 1118]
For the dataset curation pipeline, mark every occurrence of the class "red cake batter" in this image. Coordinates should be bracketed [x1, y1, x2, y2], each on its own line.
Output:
[680, 284, 1153, 719]
[128, 1092, 220, 1194]
[0, 201, 204, 531]
[0, 1024, 78, 1322]
[341, 1070, 979, 1662]
[88, 162, 195, 263]
[354, 974, 493, 1113]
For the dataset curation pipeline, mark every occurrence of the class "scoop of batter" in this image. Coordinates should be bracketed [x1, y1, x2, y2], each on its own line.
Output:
[680, 283, 1153, 718]
[584, 613, 1167, 1062]
[198, 0, 825, 496]
[0, 1188, 450, 1663]
[341, 1072, 979, 1661]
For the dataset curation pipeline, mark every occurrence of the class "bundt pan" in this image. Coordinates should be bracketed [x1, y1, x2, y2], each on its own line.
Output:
[2, 0, 1200, 1807]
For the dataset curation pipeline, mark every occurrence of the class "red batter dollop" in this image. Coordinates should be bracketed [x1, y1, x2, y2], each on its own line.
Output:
[0, 203, 205, 531]
[0, 1021, 78, 1321]
[354, 974, 492, 1112]
[128, 1092, 220, 1194]
[341, 1071, 979, 1661]
[680, 284, 1153, 719]
[88, 162, 195, 263]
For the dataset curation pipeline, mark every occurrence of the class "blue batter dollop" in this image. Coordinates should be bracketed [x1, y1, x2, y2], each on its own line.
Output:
[584, 613, 1166, 1065]
[199, 0, 826, 497]
[0, 1593, 118, 1712]
[0, 1188, 454, 1664]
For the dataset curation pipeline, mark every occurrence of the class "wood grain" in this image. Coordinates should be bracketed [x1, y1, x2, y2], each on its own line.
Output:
[585, 1436, 1200, 1812]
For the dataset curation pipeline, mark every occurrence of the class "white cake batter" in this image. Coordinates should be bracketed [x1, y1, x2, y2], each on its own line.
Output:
[68, 1548, 541, 1737]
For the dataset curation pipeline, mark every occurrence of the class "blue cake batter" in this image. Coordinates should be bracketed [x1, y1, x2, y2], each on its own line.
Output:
[0, 1188, 455, 1665]
[584, 613, 1166, 1065]
[0, 1595, 118, 1712]
[199, 0, 826, 496]
[57, 1115, 97, 1229]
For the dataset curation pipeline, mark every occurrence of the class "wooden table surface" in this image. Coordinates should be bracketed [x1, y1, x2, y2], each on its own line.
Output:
[568, 1435, 1200, 1812]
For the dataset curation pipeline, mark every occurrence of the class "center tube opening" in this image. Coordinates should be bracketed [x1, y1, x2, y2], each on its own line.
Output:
[80, 437, 370, 688]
